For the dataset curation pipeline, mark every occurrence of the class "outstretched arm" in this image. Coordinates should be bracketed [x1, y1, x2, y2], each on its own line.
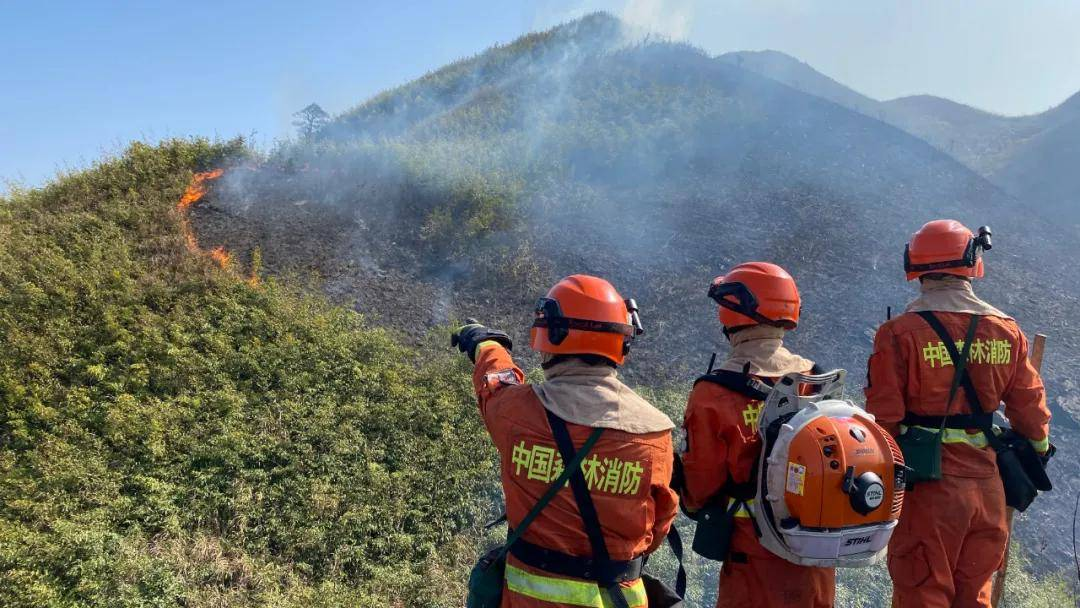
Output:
[452, 321, 524, 416]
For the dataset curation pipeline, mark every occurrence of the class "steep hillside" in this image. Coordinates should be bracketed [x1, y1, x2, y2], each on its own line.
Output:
[0, 140, 498, 607]
[326, 12, 625, 141]
[189, 15, 1080, 570]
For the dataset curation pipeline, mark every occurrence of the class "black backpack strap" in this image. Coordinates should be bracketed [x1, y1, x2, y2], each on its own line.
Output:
[694, 368, 773, 401]
[546, 409, 634, 608]
[666, 524, 687, 598]
[915, 312, 1003, 450]
[501, 424, 604, 558]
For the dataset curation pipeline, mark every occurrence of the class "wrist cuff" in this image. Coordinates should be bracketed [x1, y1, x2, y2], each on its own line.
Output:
[473, 340, 502, 359]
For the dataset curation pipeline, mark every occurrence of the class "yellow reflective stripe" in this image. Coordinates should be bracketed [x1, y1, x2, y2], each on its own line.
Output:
[727, 497, 755, 518]
[1029, 435, 1050, 454]
[505, 564, 647, 608]
[474, 340, 501, 358]
[941, 428, 989, 448]
[602, 583, 647, 608]
[904, 425, 989, 449]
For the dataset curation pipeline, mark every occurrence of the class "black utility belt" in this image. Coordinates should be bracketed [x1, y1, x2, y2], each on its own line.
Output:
[508, 536, 644, 583]
[902, 412, 992, 431]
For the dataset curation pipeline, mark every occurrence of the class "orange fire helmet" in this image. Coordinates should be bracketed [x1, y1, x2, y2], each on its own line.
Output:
[530, 275, 643, 365]
[904, 219, 992, 281]
[708, 262, 800, 330]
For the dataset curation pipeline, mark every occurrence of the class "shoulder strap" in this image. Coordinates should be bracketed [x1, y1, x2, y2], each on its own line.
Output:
[501, 423, 604, 557]
[666, 525, 687, 598]
[695, 368, 774, 401]
[546, 409, 634, 608]
[916, 312, 1001, 447]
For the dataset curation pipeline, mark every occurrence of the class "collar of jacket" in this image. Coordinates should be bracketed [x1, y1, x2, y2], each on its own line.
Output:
[716, 325, 815, 378]
[905, 276, 1011, 319]
[532, 358, 674, 434]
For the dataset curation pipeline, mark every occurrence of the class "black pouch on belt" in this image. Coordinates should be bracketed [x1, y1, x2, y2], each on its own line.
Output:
[896, 426, 944, 483]
[998, 429, 1054, 492]
[466, 546, 507, 608]
[690, 498, 742, 562]
[994, 446, 1038, 512]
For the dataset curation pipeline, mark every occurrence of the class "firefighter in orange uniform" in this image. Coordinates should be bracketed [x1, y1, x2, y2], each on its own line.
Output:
[677, 262, 835, 607]
[865, 220, 1051, 608]
[452, 275, 679, 608]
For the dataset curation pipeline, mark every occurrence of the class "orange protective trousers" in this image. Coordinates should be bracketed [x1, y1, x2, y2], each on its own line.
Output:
[715, 551, 834, 608]
[887, 474, 1008, 608]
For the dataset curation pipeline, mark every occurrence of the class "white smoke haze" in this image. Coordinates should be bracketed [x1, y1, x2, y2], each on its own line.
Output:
[189, 12, 1080, 593]
[618, 0, 694, 41]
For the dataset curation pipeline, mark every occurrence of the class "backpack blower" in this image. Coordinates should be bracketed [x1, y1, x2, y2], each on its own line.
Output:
[753, 369, 906, 567]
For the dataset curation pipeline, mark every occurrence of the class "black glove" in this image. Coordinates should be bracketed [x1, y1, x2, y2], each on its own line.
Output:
[451, 318, 513, 362]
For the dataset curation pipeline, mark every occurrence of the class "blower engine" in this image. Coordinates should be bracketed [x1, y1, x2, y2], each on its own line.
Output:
[753, 369, 906, 567]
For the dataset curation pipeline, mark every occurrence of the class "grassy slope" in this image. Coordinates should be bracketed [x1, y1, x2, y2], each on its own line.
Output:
[0, 140, 497, 607]
[0, 138, 1072, 606]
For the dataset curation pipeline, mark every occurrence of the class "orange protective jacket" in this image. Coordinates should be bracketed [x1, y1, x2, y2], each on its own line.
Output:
[865, 311, 1051, 477]
[680, 372, 835, 607]
[472, 344, 678, 608]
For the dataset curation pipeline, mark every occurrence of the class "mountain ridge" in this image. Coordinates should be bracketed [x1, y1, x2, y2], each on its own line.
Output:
[720, 48, 1079, 221]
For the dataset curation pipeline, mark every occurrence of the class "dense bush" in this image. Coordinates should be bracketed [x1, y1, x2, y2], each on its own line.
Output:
[0, 140, 498, 607]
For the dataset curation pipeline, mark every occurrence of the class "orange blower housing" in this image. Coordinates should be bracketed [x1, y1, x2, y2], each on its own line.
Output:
[755, 370, 905, 567]
[784, 414, 903, 528]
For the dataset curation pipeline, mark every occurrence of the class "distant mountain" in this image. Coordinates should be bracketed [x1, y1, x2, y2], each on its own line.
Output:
[990, 93, 1080, 219]
[881, 95, 1035, 174]
[717, 50, 882, 117]
[724, 50, 1079, 221]
[196, 13, 1080, 571]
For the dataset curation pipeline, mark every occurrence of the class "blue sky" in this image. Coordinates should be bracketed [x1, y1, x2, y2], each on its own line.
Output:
[3, 1, 1079, 189]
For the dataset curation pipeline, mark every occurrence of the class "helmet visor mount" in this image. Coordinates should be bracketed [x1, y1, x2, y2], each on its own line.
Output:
[904, 225, 993, 275]
[707, 281, 796, 330]
[532, 297, 642, 347]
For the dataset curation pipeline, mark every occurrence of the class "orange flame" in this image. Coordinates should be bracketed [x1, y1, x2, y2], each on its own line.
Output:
[209, 246, 232, 269]
[177, 169, 231, 269]
[178, 169, 224, 212]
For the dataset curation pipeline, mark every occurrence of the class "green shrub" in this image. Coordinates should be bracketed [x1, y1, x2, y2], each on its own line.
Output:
[0, 139, 498, 607]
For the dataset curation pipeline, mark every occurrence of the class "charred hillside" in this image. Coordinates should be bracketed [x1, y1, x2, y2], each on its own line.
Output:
[189, 14, 1080, 569]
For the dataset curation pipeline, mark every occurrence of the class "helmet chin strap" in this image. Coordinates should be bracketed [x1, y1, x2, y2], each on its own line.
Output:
[540, 354, 617, 370]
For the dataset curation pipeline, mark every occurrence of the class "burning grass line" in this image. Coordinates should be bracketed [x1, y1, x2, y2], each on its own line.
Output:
[177, 169, 233, 269]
